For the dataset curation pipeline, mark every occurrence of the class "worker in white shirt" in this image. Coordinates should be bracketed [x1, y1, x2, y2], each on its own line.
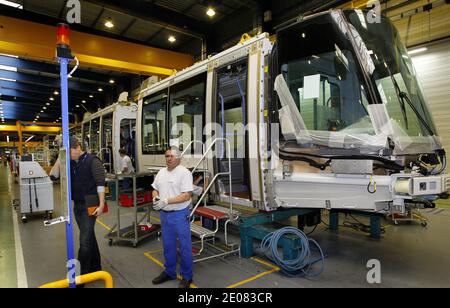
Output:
[151, 146, 194, 288]
[119, 148, 134, 190]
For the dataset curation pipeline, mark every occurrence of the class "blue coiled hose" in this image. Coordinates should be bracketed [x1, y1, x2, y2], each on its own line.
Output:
[260, 227, 325, 277]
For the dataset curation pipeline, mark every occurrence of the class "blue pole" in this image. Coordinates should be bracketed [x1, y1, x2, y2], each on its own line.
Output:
[59, 57, 76, 289]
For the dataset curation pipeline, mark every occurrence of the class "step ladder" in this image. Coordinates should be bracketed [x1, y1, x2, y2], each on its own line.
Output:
[181, 139, 240, 261]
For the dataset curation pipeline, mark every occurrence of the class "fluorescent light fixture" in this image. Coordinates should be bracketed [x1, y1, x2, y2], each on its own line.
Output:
[43, 106, 47, 110]
[301, 33, 306, 38]
[109, 79, 115, 84]
[49, 97, 54, 101]
[0, 0, 23, 9]
[25, 135, 34, 142]
[98, 87, 103, 92]
[46, 102, 50, 106]
[82, 100, 86, 103]
[36, 116, 39, 118]
[0, 53, 18, 58]
[104, 19, 114, 28]
[53, 90, 59, 95]
[408, 47, 427, 55]
[89, 94, 94, 98]
[206, 8, 216, 17]
[0, 64, 17, 72]
[0, 77, 16, 82]
[6, 135, 9, 142]
[76, 105, 80, 108]
[168, 36, 176, 43]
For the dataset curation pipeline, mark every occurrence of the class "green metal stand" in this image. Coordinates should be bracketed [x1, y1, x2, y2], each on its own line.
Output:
[238, 208, 320, 258]
[329, 209, 383, 239]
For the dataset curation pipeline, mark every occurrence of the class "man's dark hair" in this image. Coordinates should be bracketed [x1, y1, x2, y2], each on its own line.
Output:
[119, 148, 127, 155]
[70, 136, 82, 150]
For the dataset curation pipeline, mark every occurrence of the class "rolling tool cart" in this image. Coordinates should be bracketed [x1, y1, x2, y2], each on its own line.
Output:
[105, 172, 160, 247]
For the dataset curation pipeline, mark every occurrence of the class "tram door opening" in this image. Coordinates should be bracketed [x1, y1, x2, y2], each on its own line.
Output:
[120, 119, 136, 169]
[101, 113, 113, 173]
[215, 60, 251, 200]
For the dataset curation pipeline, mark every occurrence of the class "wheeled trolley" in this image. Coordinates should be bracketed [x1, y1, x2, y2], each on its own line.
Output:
[14, 161, 54, 223]
[105, 172, 160, 247]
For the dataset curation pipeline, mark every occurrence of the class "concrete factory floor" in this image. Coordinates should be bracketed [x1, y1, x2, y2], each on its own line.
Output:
[2, 164, 450, 288]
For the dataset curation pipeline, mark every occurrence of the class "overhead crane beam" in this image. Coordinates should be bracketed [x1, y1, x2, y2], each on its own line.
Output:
[0, 121, 61, 154]
[0, 16, 194, 76]
[0, 141, 43, 147]
[0, 124, 61, 133]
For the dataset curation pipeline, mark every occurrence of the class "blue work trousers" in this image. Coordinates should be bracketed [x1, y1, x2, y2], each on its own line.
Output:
[160, 207, 193, 281]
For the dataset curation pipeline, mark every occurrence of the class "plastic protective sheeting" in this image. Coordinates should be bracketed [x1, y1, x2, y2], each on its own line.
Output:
[274, 74, 312, 144]
[367, 103, 442, 154]
[275, 74, 386, 152]
[331, 11, 375, 75]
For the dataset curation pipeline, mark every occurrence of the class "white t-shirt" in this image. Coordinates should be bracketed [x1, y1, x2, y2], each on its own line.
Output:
[151, 165, 193, 211]
[121, 155, 135, 174]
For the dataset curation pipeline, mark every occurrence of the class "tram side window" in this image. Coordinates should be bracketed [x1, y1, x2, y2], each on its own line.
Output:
[169, 73, 206, 154]
[90, 118, 100, 154]
[142, 91, 168, 154]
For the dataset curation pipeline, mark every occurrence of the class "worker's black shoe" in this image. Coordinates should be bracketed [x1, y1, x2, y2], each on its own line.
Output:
[179, 279, 192, 288]
[152, 271, 174, 285]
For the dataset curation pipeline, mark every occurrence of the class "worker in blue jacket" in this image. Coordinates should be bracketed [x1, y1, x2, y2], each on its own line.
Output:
[70, 136, 106, 286]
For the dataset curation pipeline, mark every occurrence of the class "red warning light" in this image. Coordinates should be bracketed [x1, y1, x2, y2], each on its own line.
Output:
[56, 23, 70, 47]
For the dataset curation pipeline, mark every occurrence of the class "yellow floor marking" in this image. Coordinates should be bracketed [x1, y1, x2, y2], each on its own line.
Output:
[225, 256, 280, 288]
[143, 252, 198, 288]
[96, 218, 112, 231]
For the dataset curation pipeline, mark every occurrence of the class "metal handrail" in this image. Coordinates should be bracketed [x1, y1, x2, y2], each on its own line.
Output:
[181, 140, 205, 157]
[189, 138, 232, 219]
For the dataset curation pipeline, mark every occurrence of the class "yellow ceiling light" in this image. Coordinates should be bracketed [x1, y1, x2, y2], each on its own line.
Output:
[168, 36, 176, 43]
[206, 8, 216, 17]
[104, 19, 114, 29]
